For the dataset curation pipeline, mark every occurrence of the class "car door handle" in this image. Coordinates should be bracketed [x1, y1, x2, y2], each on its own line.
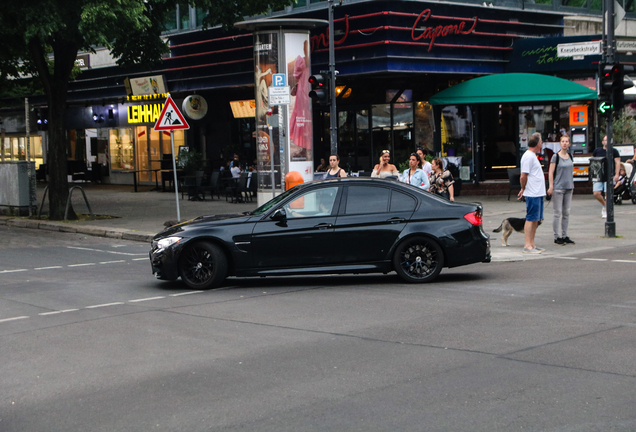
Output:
[314, 223, 333, 229]
[386, 217, 405, 224]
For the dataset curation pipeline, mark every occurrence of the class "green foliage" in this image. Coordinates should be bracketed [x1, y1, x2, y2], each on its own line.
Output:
[398, 160, 409, 173]
[600, 112, 636, 145]
[179, 150, 206, 175]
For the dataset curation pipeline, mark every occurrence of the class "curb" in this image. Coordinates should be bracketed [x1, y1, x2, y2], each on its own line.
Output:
[0, 216, 154, 243]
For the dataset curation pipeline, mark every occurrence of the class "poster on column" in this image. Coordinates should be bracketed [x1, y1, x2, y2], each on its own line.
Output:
[254, 33, 280, 188]
[254, 32, 279, 189]
[285, 32, 314, 182]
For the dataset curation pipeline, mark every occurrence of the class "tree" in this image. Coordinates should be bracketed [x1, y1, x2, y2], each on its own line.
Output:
[0, 0, 292, 219]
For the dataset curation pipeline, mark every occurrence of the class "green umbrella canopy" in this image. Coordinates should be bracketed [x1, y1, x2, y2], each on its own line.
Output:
[429, 73, 597, 105]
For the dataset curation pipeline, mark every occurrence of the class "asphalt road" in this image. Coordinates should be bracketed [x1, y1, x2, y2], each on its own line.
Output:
[1, 226, 635, 432]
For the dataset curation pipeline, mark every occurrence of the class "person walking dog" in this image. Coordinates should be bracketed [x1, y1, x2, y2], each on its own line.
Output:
[518, 132, 546, 254]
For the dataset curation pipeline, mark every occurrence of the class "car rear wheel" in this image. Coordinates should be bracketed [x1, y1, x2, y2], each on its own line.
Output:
[179, 241, 227, 289]
[393, 237, 444, 283]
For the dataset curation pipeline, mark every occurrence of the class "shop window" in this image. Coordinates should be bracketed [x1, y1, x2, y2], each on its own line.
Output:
[414, 102, 435, 155]
[1, 136, 42, 168]
[372, 104, 391, 162]
[356, 110, 371, 171]
[109, 128, 134, 170]
[393, 103, 413, 167]
[441, 105, 474, 179]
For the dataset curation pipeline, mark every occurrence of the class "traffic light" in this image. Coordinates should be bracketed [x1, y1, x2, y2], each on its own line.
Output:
[599, 62, 618, 101]
[615, 64, 634, 112]
[599, 63, 635, 112]
[308, 73, 330, 106]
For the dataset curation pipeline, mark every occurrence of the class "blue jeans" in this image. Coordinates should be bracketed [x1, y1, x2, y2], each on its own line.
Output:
[525, 196, 544, 222]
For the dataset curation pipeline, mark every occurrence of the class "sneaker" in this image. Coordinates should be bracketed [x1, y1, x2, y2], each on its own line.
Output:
[523, 247, 542, 254]
[535, 246, 546, 252]
[602, 207, 607, 218]
[554, 237, 565, 246]
[562, 237, 575, 245]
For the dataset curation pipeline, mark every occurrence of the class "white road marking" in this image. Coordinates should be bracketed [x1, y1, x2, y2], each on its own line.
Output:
[169, 291, 204, 297]
[67, 263, 96, 267]
[38, 309, 80, 315]
[67, 246, 146, 256]
[99, 260, 126, 265]
[132, 258, 147, 261]
[554, 257, 577, 260]
[34, 266, 63, 270]
[581, 258, 608, 262]
[0, 269, 28, 273]
[0, 316, 29, 323]
[612, 260, 636, 263]
[129, 296, 165, 303]
[85, 302, 125, 309]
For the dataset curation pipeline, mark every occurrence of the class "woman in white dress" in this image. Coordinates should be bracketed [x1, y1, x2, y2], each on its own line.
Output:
[371, 150, 400, 178]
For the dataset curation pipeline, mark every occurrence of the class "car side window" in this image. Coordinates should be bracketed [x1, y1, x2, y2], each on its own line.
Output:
[390, 190, 416, 212]
[345, 186, 390, 214]
[283, 187, 339, 219]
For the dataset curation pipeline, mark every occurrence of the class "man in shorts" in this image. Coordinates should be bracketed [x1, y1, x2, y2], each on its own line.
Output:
[592, 135, 620, 218]
[518, 132, 546, 254]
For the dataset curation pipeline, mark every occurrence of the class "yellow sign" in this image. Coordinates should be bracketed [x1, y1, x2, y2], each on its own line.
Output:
[126, 93, 169, 102]
[127, 103, 164, 124]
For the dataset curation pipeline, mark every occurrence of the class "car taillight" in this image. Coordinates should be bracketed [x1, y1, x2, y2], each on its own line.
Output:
[464, 211, 482, 226]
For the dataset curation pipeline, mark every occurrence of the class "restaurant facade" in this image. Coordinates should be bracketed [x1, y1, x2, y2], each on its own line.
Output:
[2, 0, 634, 186]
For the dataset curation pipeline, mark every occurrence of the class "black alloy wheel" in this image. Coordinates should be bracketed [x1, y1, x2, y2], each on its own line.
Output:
[393, 237, 444, 283]
[179, 241, 228, 289]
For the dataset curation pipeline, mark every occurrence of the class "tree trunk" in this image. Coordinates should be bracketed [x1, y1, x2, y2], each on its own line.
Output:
[47, 89, 74, 220]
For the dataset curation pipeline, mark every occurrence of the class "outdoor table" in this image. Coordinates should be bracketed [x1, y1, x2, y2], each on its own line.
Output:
[121, 168, 161, 192]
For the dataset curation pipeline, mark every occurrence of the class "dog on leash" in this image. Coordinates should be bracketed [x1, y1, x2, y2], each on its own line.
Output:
[493, 218, 542, 246]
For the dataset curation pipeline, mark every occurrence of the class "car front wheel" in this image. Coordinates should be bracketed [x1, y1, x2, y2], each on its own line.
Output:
[393, 237, 444, 283]
[179, 241, 228, 289]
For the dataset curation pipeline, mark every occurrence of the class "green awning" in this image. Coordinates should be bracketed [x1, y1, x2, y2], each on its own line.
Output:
[429, 73, 597, 105]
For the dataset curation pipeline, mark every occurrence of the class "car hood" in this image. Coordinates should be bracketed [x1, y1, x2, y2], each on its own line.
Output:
[154, 212, 251, 238]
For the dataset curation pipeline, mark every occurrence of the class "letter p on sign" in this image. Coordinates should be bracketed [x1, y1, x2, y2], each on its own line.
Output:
[272, 74, 285, 87]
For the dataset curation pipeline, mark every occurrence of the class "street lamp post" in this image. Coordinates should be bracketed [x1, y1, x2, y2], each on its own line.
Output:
[603, 0, 616, 237]
[328, 0, 338, 156]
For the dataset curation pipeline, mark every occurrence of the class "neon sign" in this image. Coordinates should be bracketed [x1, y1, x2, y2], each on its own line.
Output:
[411, 9, 478, 52]
[127, 103, 164, 124]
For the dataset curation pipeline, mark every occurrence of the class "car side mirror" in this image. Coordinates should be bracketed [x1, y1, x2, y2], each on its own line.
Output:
[270, 208, 287, 221]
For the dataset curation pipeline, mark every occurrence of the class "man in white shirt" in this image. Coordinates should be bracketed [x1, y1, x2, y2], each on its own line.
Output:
[518, 132, 546, 254]
[230, 164, 241, 179]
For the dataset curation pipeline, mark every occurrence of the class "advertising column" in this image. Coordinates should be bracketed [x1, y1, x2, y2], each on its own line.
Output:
[253, 30, 314, 205]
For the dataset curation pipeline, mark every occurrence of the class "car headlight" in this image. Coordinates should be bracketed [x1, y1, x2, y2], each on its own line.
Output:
[153, 236, 182, 252]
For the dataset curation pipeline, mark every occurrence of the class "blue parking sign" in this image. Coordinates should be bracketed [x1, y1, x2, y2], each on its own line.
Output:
[272, 74, 286, 87]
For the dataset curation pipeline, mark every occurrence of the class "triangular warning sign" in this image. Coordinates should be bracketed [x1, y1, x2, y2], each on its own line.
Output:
[154, 95, 190, 131]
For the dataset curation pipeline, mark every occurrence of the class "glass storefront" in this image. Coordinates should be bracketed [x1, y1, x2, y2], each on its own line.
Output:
[1, 135, 44, 169]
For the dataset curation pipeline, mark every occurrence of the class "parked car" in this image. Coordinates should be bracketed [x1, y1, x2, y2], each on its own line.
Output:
[150, 178, 490, 289]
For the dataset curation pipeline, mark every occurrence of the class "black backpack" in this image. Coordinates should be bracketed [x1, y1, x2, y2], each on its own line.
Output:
[589, 157, 607, 183]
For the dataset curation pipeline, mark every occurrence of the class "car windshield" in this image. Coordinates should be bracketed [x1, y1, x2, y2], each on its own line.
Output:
[249, 187, 298, 216]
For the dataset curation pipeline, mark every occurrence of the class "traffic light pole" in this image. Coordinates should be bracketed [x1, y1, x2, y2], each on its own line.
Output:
[604, 0, 616, 237]
[328, 0, 337, 155]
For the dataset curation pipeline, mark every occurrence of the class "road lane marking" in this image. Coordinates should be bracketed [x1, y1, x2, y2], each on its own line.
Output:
[34, 266, 63, 270]
[86, 302, 125, 309]
[67, 263, 96, 267]
[169, 291, 204, 297]
[129, 296, 165, 303]
[38, 309, 79, 315]
[0, 269, 28, 273]
[132, 258, 147, 261]
[0, 316, 29, 323]
[99, 260, 126, 265]
[554, 257, 577, 260]
[581, 258, 608, 261]
[67, 246, 146, 256]
[612, 260, 636, 263]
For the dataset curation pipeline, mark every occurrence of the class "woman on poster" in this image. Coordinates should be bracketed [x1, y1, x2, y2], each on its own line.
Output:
[289, 40, 312, 159]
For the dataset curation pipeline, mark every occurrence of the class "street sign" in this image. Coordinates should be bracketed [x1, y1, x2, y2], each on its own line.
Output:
[557, 41, 602, 58]
[268, 86, 291, 106]
[272, 74, 286, 87]
[617, 38, 636, 53]
[153, 95, 190, 131]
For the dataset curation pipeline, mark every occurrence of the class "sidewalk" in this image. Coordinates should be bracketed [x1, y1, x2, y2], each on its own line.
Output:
[1, 183, 634, 262]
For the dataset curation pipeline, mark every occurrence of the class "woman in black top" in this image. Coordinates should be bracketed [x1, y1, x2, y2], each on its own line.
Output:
[325, 154, 347, 178]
